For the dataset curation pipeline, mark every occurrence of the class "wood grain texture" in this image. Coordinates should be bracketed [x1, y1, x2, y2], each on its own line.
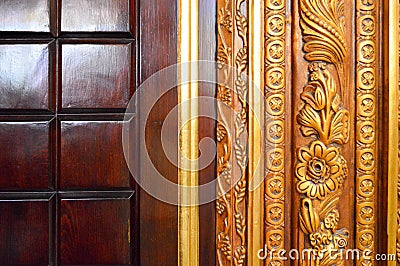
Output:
[139, 0, 178, 265]
[60, 120, 130, 189]
[199, 0, 217, 265]
[0, 0, 51, 32]
[60, 0, 133, 33]
[60, 42, 133, 110]
[0, 121, 52, 189]
[0, 200, 50, 266]
[0, 42, 54, 111]
[60, 199, 131, 265]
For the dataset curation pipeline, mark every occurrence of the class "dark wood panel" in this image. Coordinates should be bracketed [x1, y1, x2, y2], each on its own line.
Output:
[60, 0, 133, 33]
[139, 0, 178, 265]
[0, 200, 50, 266]
[0, 121, 53, 190]
[59, 120, 130, 189]
[0, 42, 54, 111]
[60, 43, 133, 110]
[0, 0, 51, 32]
[198, 0, 216, 265]
[60, 199, 131, 265]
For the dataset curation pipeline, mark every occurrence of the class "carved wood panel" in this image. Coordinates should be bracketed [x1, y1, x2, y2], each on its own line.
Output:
[216, 0, 384, 265]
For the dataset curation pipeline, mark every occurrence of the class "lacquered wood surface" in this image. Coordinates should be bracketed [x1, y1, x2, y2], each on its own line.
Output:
[0, 121, 52, 189]
[61, 0, 132, 33]
[0, 0, 51, 32]
[60, 120, 130, 188]
[0, 43, 53, 110]
[60, 199, 131, 265]
[0, 200, 51, 265]
[0, 0, 137, 265]
[61, 42, 132, 110]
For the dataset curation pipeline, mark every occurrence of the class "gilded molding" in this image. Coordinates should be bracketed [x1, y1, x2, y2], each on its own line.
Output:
[216, 0, 248, 265]
[356, 0, 378, 263]
[297, 0, 350, 264]
[264, 0, 287, 264]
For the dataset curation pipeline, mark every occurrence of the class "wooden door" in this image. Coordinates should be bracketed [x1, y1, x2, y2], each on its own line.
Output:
[0, 1, 138, 265]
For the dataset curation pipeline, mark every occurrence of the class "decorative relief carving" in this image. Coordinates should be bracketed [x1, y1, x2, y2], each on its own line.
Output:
[356, 0, 377, 263]
[297, 0, 350, 264]
[217, 0, 248, 265]
[264, 0, 287, 264]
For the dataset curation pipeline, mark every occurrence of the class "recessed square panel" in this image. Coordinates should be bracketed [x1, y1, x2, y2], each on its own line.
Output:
[60, 120, 130, 188]
[0, 43, 53, 110]
[0, 0, 51, 32]
[61, 0, 131, 32]
[60, 199, 131, 265]
[0, 200, 50, 265]
[61, 43, 132, 109]
[0, 121, 52, 189]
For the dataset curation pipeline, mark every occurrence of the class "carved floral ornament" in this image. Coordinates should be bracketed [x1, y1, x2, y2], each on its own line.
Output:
[296, 0, 350, 264]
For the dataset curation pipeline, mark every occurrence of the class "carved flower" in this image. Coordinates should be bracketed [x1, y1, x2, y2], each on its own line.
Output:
[218, 8, 232, 32]
[296, 141, 343, 200]
[360, 206, 373, 221]
[271, 0, 282, 6]
[269, 124, 283, 139]
[324, 209, 339, 230]
[269, 97, 283, 111]
[269, 17, 284, 32]
[360, 233, 373, 247]
[269, 71, 283, 85]
[361, 98, 374, 112]
[361, 125, 374, 140]
[270, 151, 283, 168]
[218, 85, 232, 105]
[269, 179, 283, 194]
[362, 72, 374, 85]
[270, 206, 282, 221]
[269, 44, 283, 59]
[309, 232, 332, 250]
[360, 180, 373, 193]
[361, 152, 374, 167]
[362, 45, 374, 59]
[362, 19, 374, 32]
[269, 233, 282, 248]
[362, 0, 374, 6]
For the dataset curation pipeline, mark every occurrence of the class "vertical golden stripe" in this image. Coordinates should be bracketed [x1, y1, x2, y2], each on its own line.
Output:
[248, 0, 264, 265]
[356, 0, 378, 263]
[264, 0, 286, 263]
[178, 0, 199, 265]
[388, 0, 399, 263]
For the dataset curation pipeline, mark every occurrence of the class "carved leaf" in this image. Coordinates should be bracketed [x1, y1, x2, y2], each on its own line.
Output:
[297, 104, 323, 138]
[299, 198, 320, 234]
[299, 0, 347, 70]
[329, 109, 350, 144]
[301, 84, 327, 111]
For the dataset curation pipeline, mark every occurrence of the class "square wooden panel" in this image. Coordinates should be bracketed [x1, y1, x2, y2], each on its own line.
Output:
[60, 43, 133, 110]
[0, 0, 52, 32]
[0, 121, 53, 189]
[60, 199, 131, 265]
[0, 42, 54, 111]
[61, 0, 132, 33]
[59, 120, 130, 188]
[0, 200, 51, 265]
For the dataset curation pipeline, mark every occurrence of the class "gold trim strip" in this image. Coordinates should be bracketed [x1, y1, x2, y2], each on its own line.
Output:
[356, 0, 378, 263]
[264, 0, 286, 263]
[248, 0, 265, 265]
[388, 0, 399, 263]
[178, 0, 199, 265]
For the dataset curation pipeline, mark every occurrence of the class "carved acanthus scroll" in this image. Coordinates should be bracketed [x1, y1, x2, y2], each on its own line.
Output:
[297, 0, 350, 264]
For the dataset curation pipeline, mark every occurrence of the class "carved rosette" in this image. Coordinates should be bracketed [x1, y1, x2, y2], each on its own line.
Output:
[356, 0, 377, 264]
[264, 0, 287, 264]
[216, 0, 248, 265]
[297, 0, 350, 264]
